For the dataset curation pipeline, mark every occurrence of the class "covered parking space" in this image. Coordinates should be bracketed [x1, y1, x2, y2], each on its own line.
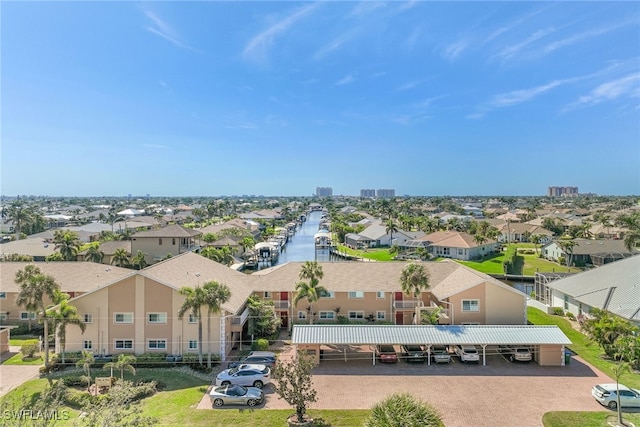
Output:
[291, 324, 572, 367]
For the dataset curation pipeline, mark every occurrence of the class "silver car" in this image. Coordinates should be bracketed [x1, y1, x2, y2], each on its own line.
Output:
[209, 384, 264, 407]
[592, 383, 640, 409]
[215, 364, 270, 388]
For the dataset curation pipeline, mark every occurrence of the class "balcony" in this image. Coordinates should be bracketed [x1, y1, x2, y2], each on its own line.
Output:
[273, 300, 290, 309]
[393, 300, 421, 310]
[230, 306, 250, 332]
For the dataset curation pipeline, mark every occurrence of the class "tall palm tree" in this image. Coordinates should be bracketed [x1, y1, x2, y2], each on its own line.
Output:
[53, 230, 81, 261]
[7, 199, 34, 240]
[203, 281, 231, 369]
[530, 234, 543, 255]
[557, 239, 578, 268]
[76, 350, 95, 392]
[16, 265, 61, 367]
[85, 245, 104, 263]
[104, 354, 137, 379]
[111, 248, 130, 268]
[294, 261, 326, 325]
[385, 219, 399, 248]
[51, 298, 86, 364]
[399, 263, 430, 307]
[130, 250, 148, 270]
[177, 285, 207, 365]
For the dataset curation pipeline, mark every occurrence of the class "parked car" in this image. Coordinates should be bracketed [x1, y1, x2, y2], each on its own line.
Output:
[401, 345, 426, 363]
[430, 345, 451, 363]
[375, 345, 398, 363]
[455, 345, 480, 363]
[498, 345, 532, 362]
[209, 384, 264, 407]
[215, 364, 271, 388]
[228, 351, 277, 369]
[592, 383, 640, 409]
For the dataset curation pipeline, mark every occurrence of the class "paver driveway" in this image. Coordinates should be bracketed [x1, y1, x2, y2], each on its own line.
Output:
[199, 350, 611, 427]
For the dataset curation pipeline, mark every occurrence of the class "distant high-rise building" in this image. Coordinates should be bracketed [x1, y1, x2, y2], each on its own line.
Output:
[547, 186, 579, 197]
[360, 189, 376, 197]
[316, 187, 333, 197]
[376, 189, 395, 198]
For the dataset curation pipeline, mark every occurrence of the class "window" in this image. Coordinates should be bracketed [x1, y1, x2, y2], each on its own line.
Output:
[320, 290, 334, 298]
[83, 314, 93, 324]
[147, 339, 167, 350]
[147, 313, 167, 324]
[172, 238, 176, 245]
[0, 292, 6, 299]
[188, 340, 198, 350]
[442, 247, 450, 255]
[348, 311, 364, 320]
[159, 238, 162, 245]
[348, 291, 364, 299]
[0, 313, 7, 321]
[319, 311, 335, 320]
[263, 292, 272, 299]
[461, 300, 479, 312]
[462, 322, 480, 325]
[83, 340, 93, 350]
[20, 312, 36, 320]
[458, 249, 464, 255]
[188, 313, 197, 324]
[297, 311, 307, 320]
[376, 291, 385, 299]
[114, 339, 133, 350]
[114, 313, 133, 324]
[377, 311, 386, 320]
[564, 295, 569, 310]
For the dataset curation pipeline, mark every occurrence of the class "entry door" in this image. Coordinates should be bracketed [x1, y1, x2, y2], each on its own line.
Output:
[280, 312, 288, 329]
[281, 292, 289, 301]
[395, 312, 404, 325]
[395, 292, 403, 301]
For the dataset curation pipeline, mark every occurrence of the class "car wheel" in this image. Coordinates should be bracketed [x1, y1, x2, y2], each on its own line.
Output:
[213, 399, 224, 407]
[253, 380, 263, 389]
[221, 381, 231, 386]
[247, 399, 257, 407]
[607, 401, 617, 410]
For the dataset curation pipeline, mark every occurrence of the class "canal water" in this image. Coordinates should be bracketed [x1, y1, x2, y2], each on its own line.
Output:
[273, 210, 331, 265]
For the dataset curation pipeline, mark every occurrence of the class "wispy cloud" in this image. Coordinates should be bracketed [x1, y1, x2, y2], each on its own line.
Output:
[142, 143, 169, 149]
[493, 27, 557, 61]
[350, 1, 386, 17]
[243, 3, 319, 62]
[394, 80, 424, 92]
[143, 10, 197, 51]
[563, 73, 640, 111]
[483, 5, 552, 44]
[542, 20, 634, 55]
[403, 28, 421, 53]
[335, 74, 356, 86]
[313, 32, 353, 60]
[441, 40, 468, 61]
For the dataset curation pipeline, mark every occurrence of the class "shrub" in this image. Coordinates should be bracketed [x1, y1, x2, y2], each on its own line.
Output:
[366, 392, 442, 427]
[252, 338, 269, 351]
[136, 352, 168, 368]
[337, 315, 350, 324]
[21, 340, 40, 358]
[566, 312, 576, 321]
[62, 376, 87, 387]
[552, 307, 565, 316]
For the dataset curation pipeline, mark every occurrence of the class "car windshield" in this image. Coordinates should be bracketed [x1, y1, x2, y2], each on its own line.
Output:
[465, 348, 477, 353]
[379, 346, 394, 352]
[228, 367, 239, 375]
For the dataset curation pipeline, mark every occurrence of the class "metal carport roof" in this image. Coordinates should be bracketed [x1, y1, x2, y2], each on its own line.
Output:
[291, 324, 572, 346]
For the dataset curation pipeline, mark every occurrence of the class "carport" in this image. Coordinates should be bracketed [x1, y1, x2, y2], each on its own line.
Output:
[291, 324, 572, 366]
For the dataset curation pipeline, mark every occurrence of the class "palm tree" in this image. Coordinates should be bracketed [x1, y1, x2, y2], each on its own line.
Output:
[6, 199, 34, 240]
[177, 285, 206, 365]
[15, 265, 61, 367]
[111, 248, 130, 268]
[53, 230, 81, 261]
[624, 230, 640, 252]
[85, 245, 104, 263]
[51, 298, 86, 364]
[76, 350, 95, 392]
[203, 281, 231, 369]
[399, 263, 430, 307]
[385, 219, 399, 248]
[557, 239, 578, 268]
[294, 261, 326, 325]
[530, 234, 543, 255]
[130, 250, 148, 270]
[104, 354, 137, 379]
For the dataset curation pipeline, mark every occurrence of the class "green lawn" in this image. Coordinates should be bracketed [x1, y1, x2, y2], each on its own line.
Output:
[542, 411, 640, 427]
[527, 307, 639, 389]
[0, 368, 369, 426]
[336, 245, 395, 262]
[2, 352, 44, 365]
[9, 336, 41, 346]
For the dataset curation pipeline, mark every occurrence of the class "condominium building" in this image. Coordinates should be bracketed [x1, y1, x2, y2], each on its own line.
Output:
[547, 186, 579, 197]
[315, 187, 333, 197]
[360, 189, 376, 198]
[376, 189, 395, 198]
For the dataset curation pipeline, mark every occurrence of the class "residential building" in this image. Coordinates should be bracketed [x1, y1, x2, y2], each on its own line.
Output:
[315, 187, 333, 197]
[130, 224, 202, 264]
[376, 189, 395, 198]
[541, 238, 638, 267]
[547, 186, 579, 197]
[360, 189, 376, 198]
[344, 222, 417, 248]
[404, 231, 498, 261]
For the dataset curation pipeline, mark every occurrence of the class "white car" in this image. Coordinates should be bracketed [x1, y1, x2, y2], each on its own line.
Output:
[455, 345, 480, 363]
[499, 345, 532, 362]
[592, 383, 640, 409]
[215, 364, 270, 389]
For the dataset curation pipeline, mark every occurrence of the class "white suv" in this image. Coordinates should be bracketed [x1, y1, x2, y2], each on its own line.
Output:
[455, 345, 480, 363]
[499, 345, 532, 362]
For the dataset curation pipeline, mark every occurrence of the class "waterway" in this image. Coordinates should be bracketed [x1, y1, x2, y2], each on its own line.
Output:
[272, 210, 331, 265]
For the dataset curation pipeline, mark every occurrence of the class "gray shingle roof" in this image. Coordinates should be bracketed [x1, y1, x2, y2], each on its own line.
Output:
[292, 324, 571, 345]
[132, 224, 201, 238]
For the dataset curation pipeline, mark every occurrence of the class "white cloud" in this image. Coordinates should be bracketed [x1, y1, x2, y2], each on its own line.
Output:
[335, 74, 356, 86]
[490, 80, 564, 108]
[350, 1, 386, 17]
[564, 73, 640, 111]
[441, 40, 468, 61]
[494, 27, 557, 60]
[243, 3, 319, 61]
[143, 10, 196, 51]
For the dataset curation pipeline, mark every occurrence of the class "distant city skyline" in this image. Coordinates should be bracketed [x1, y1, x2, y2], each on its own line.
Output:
[2, 2, 639, 197]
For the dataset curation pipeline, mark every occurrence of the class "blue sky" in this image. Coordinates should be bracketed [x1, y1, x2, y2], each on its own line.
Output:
[2, 1, 639, 197]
